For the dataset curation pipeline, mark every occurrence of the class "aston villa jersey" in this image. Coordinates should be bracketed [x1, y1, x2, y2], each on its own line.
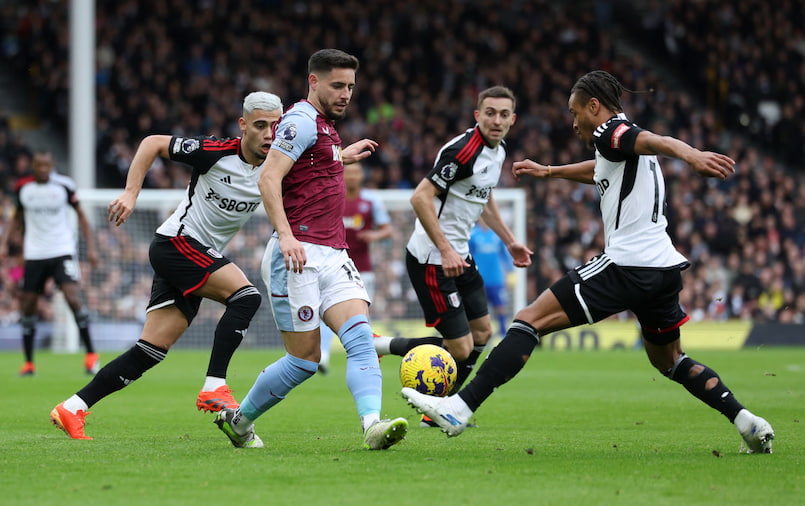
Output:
[270, 100, 348, 249]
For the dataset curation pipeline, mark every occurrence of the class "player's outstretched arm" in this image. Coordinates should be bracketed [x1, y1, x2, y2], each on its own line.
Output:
[512, 159, 596, 184]
[633, 131, 735, 180]
[342, 138, 378, 165]
[108, 135, 172, 226]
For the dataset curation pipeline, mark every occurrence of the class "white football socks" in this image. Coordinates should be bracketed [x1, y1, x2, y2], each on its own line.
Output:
[447, 394, 474, 421]
[373, 335, 393, 355]
[63, 395, 89, 414]
[202, 376, 226, 391]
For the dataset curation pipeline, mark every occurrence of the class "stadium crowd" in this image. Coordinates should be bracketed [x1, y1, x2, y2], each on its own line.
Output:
[1, 0, 804, 331]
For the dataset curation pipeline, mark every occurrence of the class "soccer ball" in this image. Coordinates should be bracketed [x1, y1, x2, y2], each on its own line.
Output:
[399, 344, 457, 397]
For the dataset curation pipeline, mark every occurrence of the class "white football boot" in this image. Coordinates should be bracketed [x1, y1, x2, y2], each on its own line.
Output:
[735, 409, 774, 454]
[363, 417, 409, 450]
[401, 387, 473, 437]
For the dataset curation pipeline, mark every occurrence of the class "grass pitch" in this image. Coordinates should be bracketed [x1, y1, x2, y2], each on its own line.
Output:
[3, 346, 803, 505]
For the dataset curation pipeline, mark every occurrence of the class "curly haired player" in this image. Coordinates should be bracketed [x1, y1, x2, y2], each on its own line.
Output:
[403, 71, 774, 454]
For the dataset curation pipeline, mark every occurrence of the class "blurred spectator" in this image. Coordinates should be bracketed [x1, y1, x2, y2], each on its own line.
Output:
[469, 219, 514, 338]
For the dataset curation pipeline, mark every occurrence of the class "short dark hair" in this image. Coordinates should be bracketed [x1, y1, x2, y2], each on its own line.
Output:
[33, 150, 53, 160]
[571, 71, 624, 113]
[308, 49, 360, 75]
[477, 85, 516, 110]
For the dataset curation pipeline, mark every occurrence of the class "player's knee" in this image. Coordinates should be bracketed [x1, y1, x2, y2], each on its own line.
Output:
[512, 305, 543, 330]
[649, 355, 674, 375]
[444, 337, 473, 361]
[226, 285, 261, 320]
[644, 329, 682, 375]
[471, 324, 493, 345]
[339, 318, 377, 363]
[341, 324, 373, 355]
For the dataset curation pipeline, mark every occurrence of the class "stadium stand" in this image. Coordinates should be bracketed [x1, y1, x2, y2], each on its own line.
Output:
[1, 0, 804, 340]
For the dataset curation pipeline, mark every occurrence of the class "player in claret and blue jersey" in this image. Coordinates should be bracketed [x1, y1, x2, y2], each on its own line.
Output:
[213, 49, 408, 451]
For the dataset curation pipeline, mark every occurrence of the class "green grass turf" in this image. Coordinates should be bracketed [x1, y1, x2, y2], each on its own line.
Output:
[2, 346, 803, 505]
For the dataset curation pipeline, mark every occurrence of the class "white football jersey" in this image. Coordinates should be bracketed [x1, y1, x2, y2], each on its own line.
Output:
[592, 113, 688, 268]
[15, 172, 80, 260]
[156, 136, 263, 252]
[407, 126, 505, 264]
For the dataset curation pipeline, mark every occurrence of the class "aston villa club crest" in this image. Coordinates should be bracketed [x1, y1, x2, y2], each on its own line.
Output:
[298, 305, 314, 321]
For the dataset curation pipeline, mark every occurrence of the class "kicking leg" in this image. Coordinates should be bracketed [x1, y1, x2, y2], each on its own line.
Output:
[403, 287, 568, 437]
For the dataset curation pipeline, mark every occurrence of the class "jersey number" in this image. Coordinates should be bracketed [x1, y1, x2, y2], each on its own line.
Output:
[649, 160, 661, 223]
[341, 259, 364, 287]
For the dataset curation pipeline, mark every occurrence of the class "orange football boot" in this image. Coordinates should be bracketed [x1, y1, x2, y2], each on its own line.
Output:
[196, 385, 239, 412]
[19, 361, 35, 376]
[84, 352, 100, 374]
[50, 402, 92, 440]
